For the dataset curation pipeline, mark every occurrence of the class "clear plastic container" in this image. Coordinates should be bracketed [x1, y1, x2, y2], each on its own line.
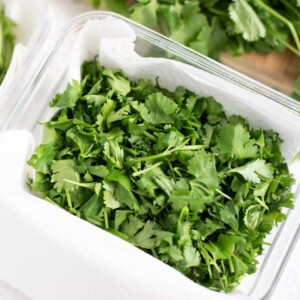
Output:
[0, 0, 52, 127]
[1, 11, 300, 300]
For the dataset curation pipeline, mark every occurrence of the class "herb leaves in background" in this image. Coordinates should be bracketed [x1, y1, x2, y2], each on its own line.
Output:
[88, 0, 300, 58]
[0, 3, 16, 84]
[292, 75, 300, 101]
[28, 60, 295, 292]
[87, 0, 300, 99]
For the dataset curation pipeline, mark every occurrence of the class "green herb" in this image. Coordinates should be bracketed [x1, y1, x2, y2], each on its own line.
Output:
[292, 74, 300, 101]
[88, 0, 300, 59]
[0, 3, 16, 84]
[87, 0, 300, 99]
[28, 60, 295, 292]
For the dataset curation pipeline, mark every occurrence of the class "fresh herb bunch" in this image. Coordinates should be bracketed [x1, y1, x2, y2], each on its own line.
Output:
[0, 3, 16, 84]
[28, 61, 294, 292]
[88, 0, 300, 59]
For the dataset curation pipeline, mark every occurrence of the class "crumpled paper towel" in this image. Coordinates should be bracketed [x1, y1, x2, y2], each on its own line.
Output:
[0, 16, 300, 300]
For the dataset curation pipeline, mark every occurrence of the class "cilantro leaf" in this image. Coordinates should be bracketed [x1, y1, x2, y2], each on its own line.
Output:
[51, 160, 80, 193]
[229, 0, 266, 42]
[216, 124, 258, 159]
[229, 159, 274, 183]
[183, 244, 200, 268]
[130, 0, 158, 28]
[103, 69, 130, 96]
[132, 92, 178, 125]
[187, 150, 218, 190]
[28, 143, 57, 174]
[50, 80, 82, 108]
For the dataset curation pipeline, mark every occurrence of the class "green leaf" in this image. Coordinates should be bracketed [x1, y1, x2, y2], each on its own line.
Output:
[229, 0, 266, 42]
[155, 230, 174, 246]
[103, 182, 122, 209]
[229, 159, 274, 183]
[220, 202, 239, 230]
[132, 92, 178, 125]
[216, 124, 258, 159]
[103, 141, 124, 169]
[168, 245, 184, 262]
[133, 221, 157, 249]
[154, 131, 185, 151]
[51, 160, 80, 193]
[66, 126, 95, 156]
[196, 218, 224, 240]
[89, 165, 109, 178]
[28, 143, 57, 174]
[190, 17, 228, 59]
[121, 215, 144, 237]
[80, 193, 103, 220]
[187, 150, 218, 190]
[102, 0, 130, 16]
[183, 244, 200, 268]
[50, 80, 82, 108]
[130, 0, 158, 28]
[114, 210, 131, 230]
[103, 69, 131, 96]
[166, 4, 208, 46]
[292, 75, 300, 101]
[244, 205, 263, 230]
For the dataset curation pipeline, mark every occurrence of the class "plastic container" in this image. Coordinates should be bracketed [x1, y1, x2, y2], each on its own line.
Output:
[0, 0, 52, 127]
[1, 11, 300, 300]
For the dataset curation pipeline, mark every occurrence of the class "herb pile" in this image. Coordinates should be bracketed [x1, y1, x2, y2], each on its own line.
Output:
[87, 0, 300, 98]
[88, 0, 300, 59]
[28, 61, 294, 292]
[0, 3, 15, 84]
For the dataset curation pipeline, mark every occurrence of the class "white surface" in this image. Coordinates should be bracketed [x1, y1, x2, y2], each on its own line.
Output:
[0, 1, 299, 300]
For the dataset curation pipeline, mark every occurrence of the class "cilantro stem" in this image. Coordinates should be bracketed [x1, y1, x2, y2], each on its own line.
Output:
[255, 0, 300, 55]
[134, 141, 204, 162]
[179, 206, 189, 223]
[151, 248, 158, 258]
[107, 228, 130, 241]
[215, 188, 232, 200]
[121, 146, 138, 155]
[191, 136, 197, 146]
[66, 191, 73, 210]
[254, 196, 268, 210]
[167, 160, 176, 179]
[134, 151, 173, 162]
[86, 217, 102, 227]
[132, 161, 163, 177]
[44, 196, 61, 208]
[192, 182, 213, 196]
[207, 7, 227, 16]
[188, 121, 201, 129]
[143, 130, 157, 142]
[104, 211, 109, 229]
[279, 0, 300, 19]
[180, 145, 205, 151]
[63, 179, 96, 191]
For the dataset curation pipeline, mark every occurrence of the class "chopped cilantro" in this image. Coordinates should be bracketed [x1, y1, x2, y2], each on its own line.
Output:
[28, 61, 295, 292]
